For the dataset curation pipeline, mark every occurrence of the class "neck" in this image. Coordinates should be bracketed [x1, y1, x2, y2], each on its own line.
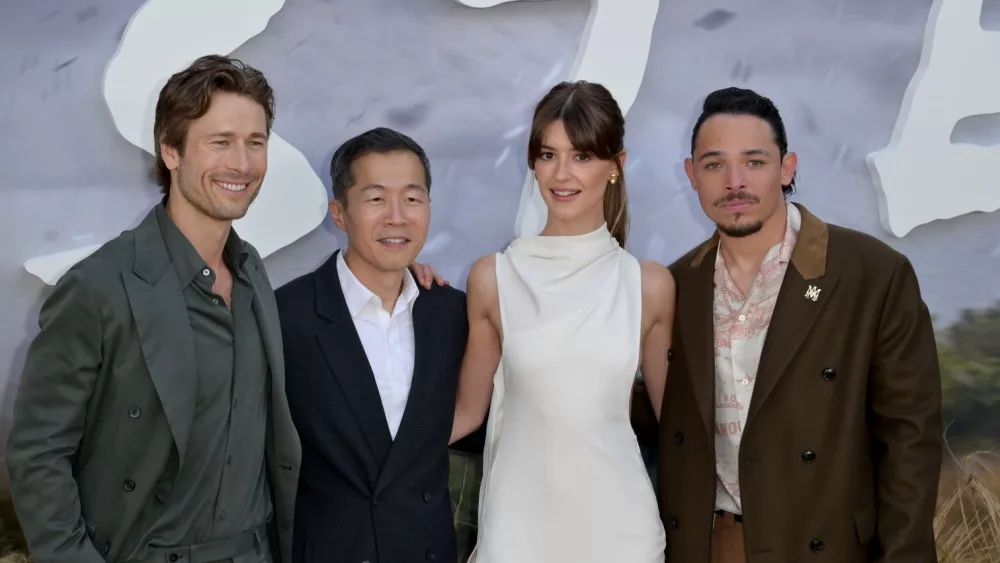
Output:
[718, 202, 788, 275]
[165, 195, 232, 272]
[343, 248, 406, 312]
[539, 208, 605, 237]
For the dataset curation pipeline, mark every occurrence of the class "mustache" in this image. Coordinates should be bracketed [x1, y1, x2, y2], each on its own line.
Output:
[714, 192, 759, 207]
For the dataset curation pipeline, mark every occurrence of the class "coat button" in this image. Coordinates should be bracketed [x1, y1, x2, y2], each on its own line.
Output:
[169, 554, 179, 562]
[128, 406, 141, 418]
[810, 539, 824, 552]
[426, 549, 436, 560]
[103, 543, 111, 554]
[667, 348, 673, 361]
[123, 479, 136, 491]
[802, 450, 817, 463]
[423, 492, 433, 502]
[821, 368, 836, 381]
[668, 517, 679, 530]
[674, 432, 684, 446]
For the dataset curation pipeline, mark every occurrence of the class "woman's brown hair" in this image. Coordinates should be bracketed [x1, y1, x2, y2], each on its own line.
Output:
[527, 80, 629, 247]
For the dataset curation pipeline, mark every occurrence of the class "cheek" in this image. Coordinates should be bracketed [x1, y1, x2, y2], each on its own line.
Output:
[533, 162, 554, 184]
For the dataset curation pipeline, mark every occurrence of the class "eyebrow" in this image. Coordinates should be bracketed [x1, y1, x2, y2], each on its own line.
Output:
[539, 144, 580, 152]
[210, 131, 268, 140]
[360, 183, 428, 192]
[696, 148, 771, 161]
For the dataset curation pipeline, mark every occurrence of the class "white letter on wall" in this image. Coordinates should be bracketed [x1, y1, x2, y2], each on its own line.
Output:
[24, 0, 329, 285]
[456, 0, 659, 238]
[866, 0, 1000, 237]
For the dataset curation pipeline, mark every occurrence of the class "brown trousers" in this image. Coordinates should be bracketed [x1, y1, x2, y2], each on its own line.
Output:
[711, 512, 747, 563]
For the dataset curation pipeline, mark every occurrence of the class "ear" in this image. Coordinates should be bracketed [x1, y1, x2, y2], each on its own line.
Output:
[161, 138, 181, 172]
[684, 157, 696, 191]
[780, 152, 798, 187]
[615, 150, 627, 173]
[329, 199, 348, 232]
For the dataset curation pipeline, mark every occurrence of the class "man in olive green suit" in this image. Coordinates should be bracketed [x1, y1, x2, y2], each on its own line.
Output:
[6, 55, 300, 563]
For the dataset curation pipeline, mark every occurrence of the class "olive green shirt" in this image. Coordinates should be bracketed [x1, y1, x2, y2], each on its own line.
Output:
[129, 204, 271, 557]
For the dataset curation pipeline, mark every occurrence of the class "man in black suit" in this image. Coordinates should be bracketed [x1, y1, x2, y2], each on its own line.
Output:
[276, 127, 474, 563]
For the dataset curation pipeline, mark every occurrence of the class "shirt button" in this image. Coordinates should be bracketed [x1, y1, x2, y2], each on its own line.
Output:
[128, 406, 141, 418]
[202, 268, 211, 276]
[226, 455, 232, 465]
[219, 510, 227, 520]
[738, 314, 746, 322]
[213, 298, 219, 305]
[123, 479, 136, 492]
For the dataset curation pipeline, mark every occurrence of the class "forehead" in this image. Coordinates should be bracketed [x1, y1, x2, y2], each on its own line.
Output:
[187, 92, 267, 134]
[695, 113, 778, 152]
[351, 151, 426, 188]
[541, 120, 573, 148]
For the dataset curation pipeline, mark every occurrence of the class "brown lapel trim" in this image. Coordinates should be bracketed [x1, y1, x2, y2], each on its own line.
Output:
[744, 203, 838, 432]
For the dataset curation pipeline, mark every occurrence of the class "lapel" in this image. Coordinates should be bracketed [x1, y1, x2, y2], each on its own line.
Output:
[676, 244, 718, 440]
[745, 203, 838, 432]
[374, 288, 440, 496]
[245, 255, 285, 404]
[314, 251, 394, 474]
[122, 208, 198, 467]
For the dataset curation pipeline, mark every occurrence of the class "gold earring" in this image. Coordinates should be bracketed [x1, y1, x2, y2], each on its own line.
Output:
[609, 174, 618, 185]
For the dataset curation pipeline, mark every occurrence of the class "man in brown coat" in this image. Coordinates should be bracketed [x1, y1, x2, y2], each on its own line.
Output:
[635, 87, 943, 562]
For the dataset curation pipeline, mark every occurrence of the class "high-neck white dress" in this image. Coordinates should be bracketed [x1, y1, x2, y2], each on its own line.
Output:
[470, 223, 666, 562]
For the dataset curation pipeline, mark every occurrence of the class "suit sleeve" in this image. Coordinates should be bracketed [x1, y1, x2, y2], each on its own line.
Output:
[869, 255, 943, 563]
[5, 268, 107, 563]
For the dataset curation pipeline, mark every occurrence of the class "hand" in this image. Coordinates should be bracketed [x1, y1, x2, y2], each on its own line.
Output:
[410, 262, 449, 289]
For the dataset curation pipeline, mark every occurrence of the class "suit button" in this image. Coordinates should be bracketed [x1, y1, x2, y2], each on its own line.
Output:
[128, 406, 141, 418]
[802, 450, 817, 463]
[667, 348, 673, 361]
[810, 539, 824, 552]
[674, 432, 683, 446]
[821, 368, 836, 381]
[668, 517, 679, 530]
[123, 479, 136, 491]
[168, 554, 179, 562]
[103, 543, 111, 554]
[425, 549, 436, 560]
[423, 492, 433, 502]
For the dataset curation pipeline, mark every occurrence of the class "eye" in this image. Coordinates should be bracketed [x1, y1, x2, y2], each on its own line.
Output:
[213, 140, 229, 146]
[249, 140, 265, 147]
[539, 152, 554, 160]
[575, 153, 591, 161]
[704, 162, 721, 171]
[747, 160, 763, 168]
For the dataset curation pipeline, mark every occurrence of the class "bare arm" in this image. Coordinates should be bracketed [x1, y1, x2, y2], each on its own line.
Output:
[5, 268, 107, 563]
[638, 260, 676, 421]
[870, 255, 942, 562]
[450, 255, 503, 444]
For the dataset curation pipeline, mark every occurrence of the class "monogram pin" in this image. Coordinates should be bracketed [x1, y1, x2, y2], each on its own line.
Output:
[804, 285, 821, 301]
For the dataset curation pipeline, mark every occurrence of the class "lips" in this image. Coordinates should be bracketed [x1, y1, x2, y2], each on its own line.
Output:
[377, 237, 411, 249]
[550, 188, 582, 201]
[214, 180, 250, 192]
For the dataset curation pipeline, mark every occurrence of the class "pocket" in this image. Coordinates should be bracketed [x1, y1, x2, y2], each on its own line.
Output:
[853, 502, 876, 544]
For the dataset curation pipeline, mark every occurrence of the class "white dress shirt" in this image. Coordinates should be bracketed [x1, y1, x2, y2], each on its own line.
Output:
[337, 250, 420, 440]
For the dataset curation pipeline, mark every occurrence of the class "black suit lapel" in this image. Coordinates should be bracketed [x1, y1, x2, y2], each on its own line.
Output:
[375, 292, 441, 496]
[315, 252, 393, 475]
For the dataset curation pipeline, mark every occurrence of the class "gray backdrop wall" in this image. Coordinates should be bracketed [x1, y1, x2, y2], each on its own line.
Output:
[3, 0, 1000, 492]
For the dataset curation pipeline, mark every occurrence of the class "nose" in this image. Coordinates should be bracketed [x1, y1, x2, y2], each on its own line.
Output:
[384, 197, 407, 225]
[226, 142, 252, 174]
[553, 156, 572, 182]
[725, 165, 747, 191]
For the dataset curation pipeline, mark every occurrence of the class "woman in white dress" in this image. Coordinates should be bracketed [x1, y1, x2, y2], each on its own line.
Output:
[449, 81, 675, 562]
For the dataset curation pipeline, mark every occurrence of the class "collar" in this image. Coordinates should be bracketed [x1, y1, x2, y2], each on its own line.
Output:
[691, 201, 828, 280]
[155, 201, 250, 286]
[336, 249, 420, 318]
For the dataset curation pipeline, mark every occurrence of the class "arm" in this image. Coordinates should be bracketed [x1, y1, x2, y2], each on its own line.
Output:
[5, 268, 107, 563]
[638, 261, 676, 421]
[449, 255, 502, 444]
[870, 255, 943, 563]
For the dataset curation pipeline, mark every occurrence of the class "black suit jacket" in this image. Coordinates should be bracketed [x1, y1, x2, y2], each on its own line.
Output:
[276, 250, 471, 563]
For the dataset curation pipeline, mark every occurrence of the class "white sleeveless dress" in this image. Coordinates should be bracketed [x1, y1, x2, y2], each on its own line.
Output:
[470, 223, 666, 562]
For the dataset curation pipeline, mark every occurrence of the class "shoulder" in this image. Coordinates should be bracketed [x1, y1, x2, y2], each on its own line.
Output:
[421, 282, 467, 314]
[639, 260, 676, 311]
[274, 268, 316, 308]
[59, 229, 138, 294]
[825, 223, 912, 275]
[466, 254, 498, 295]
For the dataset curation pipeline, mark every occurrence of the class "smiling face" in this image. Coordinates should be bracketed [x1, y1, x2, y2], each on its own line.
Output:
[160, 91, 268, 225]
[685, 113, 797, 238]
[330, 150, 430, 275]
[533, 119, 621, 233]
